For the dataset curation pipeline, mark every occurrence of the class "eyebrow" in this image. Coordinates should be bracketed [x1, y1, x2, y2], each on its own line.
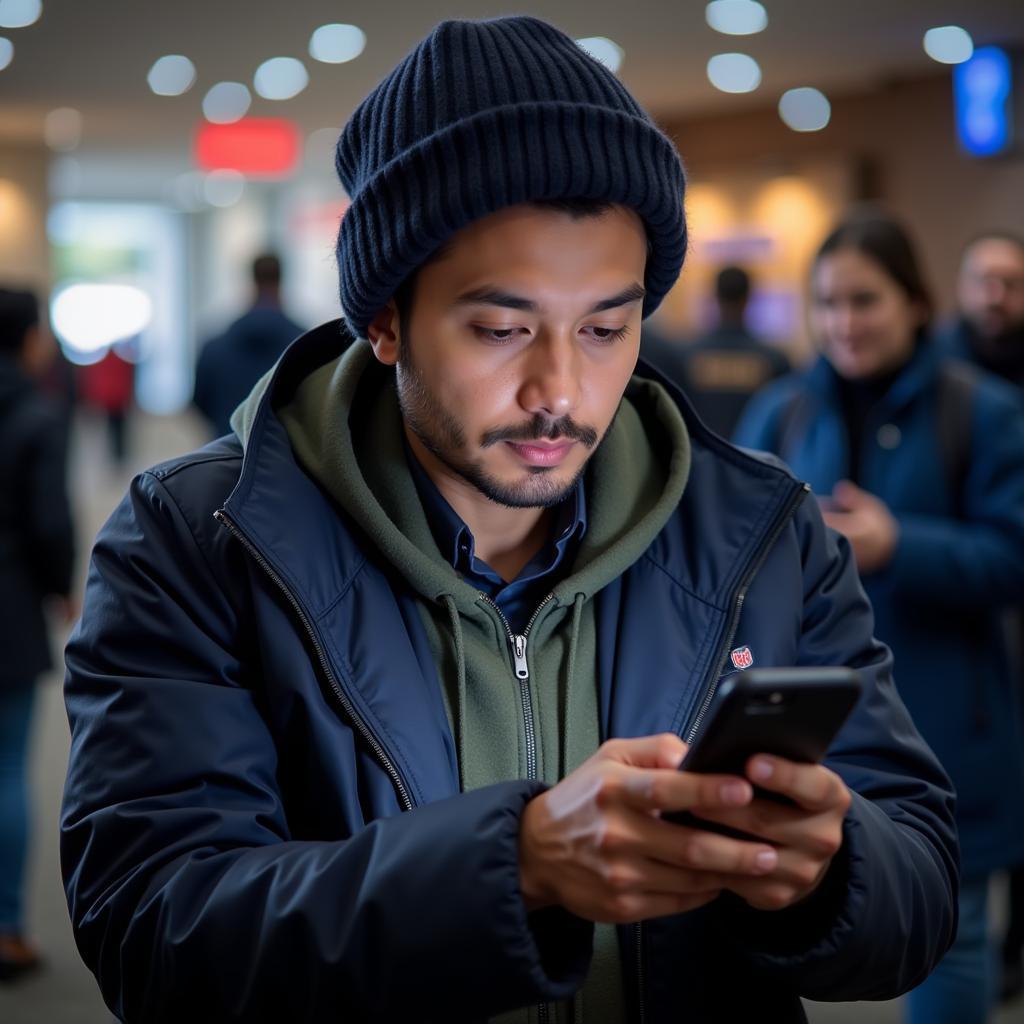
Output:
[454, 282, 647, 315]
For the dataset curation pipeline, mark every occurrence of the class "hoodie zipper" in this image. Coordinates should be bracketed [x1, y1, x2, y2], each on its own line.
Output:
[477, 591, 556, 1024]
[632, 480, 809, 1024]
[476, 592, 555, 782]
[213, 509, 413, 812]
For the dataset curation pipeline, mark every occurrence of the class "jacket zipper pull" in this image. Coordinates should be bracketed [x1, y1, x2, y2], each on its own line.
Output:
[512, 635, 529, 680]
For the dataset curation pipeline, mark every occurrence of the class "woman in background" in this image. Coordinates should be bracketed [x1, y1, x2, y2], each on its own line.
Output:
[735, 211, 1024, 1024]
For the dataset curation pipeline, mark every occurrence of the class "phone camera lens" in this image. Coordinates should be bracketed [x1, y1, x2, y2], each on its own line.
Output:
[769, 691, 783, 704]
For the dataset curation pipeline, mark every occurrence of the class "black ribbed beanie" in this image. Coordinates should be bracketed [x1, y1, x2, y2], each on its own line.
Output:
[335, 16, 687, 339]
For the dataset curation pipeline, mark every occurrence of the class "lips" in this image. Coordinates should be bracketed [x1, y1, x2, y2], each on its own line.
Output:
[505, 440, 575, 467]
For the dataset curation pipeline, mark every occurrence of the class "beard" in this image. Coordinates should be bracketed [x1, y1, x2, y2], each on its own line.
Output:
[395, 349, 602, 510]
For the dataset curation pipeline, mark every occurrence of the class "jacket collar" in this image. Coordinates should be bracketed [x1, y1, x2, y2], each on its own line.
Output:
[224, 318, 803, 617]
[804, 336, 942, 420]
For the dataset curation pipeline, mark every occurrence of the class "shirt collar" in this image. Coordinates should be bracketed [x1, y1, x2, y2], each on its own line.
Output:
[403, 434, 587, 575]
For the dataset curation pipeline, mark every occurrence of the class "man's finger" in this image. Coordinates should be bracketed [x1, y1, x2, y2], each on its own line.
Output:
[596, 734, 688, 770]
[614, 803, 780, 877]
[615, 766, 753, 815]
[745, 757, 849, 813]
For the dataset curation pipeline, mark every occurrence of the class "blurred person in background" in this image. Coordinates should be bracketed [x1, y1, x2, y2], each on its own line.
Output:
[736, 211, 1024, 1024]
[679, 265, 789, 438]
[62, 18, 958, 1023]
[0, 287, 75, 982]
[78, 340, 135, 470]
[940, 230, 1024, 1004]
[192, 252, 304, 438]
[940, 232, 1024, 386]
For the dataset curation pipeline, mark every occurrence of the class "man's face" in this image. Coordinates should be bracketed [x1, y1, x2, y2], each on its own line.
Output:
[377, 203, 648, 509]
[958, 238, 1024, 341]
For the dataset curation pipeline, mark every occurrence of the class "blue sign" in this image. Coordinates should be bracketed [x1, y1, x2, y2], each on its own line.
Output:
[954, 46, 1014, 157]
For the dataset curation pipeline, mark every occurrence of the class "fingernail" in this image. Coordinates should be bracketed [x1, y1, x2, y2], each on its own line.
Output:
[721, 781, 749, 804]
[750, 759, 773, 781]
[755, 849, 778, 872]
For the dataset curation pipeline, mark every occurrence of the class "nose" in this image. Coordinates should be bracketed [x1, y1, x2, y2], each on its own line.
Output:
[830, 303, 857, 341]
[516, 328, 582, 421]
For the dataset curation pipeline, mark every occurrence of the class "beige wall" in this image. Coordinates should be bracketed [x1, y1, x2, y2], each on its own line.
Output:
[0, 144, 50, 291]
[657, 72, 1024, 348]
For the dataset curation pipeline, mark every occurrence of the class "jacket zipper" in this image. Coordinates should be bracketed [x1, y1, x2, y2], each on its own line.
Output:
[632, 481, 809, 1024]
[477, 591, 555, 1024]
[685, 482, 810, 744]
[213, 509, 414, 812]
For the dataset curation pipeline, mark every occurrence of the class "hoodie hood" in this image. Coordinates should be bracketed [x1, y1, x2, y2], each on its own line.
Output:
[251, 337, 692, 615]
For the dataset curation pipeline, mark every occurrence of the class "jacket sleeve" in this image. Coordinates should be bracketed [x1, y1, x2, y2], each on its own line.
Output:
[62, 471, 591, 1024]
[25, 403, 74, 596]
[882, 381, 1024, 609]
[716, 495, 959, 999]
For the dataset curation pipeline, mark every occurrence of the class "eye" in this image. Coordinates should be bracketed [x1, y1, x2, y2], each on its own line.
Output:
[472, 326, 527, 344]
[585, 325, 630, 343]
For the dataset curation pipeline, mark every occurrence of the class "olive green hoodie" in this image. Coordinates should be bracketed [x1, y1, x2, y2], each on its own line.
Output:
[233, 338, 691, 1023]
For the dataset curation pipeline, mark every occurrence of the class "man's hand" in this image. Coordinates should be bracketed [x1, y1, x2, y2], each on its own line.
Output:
[690, 754, 851, 911]
[518, 734, 782, 924]
[822, 480, 899, 574]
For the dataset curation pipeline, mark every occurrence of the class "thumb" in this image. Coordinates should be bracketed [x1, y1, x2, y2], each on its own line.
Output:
[598, 733, 687, 770]
[832, 479, 864, 508]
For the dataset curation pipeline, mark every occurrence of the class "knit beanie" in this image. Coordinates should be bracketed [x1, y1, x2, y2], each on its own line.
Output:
[334, 16, 687, 339]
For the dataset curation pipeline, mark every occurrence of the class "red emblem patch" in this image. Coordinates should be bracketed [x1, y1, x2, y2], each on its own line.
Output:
[730, 646, 754, 670]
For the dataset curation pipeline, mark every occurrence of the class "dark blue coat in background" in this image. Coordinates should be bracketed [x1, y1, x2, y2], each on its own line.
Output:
[0, 354, 74, 689]
[192, 303, 303, 438]
[736, 343, 1024, 879]
[62, 323, 958, 1023]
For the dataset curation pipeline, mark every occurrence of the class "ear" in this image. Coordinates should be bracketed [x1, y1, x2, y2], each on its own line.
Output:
[367, 301, 401, 366]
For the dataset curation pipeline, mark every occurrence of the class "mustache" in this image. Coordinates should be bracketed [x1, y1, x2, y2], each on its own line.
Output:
[481, 415, 599, 449]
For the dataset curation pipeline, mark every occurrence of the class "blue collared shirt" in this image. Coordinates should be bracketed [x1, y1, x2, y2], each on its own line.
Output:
[405, 443, 587, 634]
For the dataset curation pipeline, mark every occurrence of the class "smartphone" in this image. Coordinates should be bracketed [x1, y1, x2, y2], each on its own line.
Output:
[663, 666, 862, 831]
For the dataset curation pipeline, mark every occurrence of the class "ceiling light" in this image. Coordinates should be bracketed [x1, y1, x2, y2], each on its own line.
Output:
[148, 55, 196, 97]
[253, 56, 308, 101]
[203, 169, 246, 207]
[202, 82, 251, 124]
[309, 23, 366, 64]
[0, 0, 41, 29]
[44, 107, 82, 150]
[575, 36, 624, 74]
[705, 1, 767, 36]
[924, 25, 974, 65]
[0, 35, 11, 70]
[778, 88, 831, 132]
[707, 52, 761, 93]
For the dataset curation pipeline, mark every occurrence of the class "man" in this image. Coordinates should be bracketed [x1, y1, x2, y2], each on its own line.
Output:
[62, 17, 957, 1023]
[193, 252, 304, 437]
[940, 231, 1024, 1004]
[940, 232, 1024, 385]
[0, 288, 74, 981]
[643, 265, 789, 438]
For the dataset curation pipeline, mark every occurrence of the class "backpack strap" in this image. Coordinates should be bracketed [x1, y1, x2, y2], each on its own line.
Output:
[936, 360, 977, 519]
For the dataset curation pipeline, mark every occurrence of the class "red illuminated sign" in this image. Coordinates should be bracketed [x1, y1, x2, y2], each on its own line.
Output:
[194, 118, 300, 177]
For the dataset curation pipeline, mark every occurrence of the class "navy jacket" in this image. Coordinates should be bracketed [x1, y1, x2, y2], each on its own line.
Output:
[0, 355, 74, 688]
[193, 303, 304, 437]
[63, 322, 958, 1023]
[735, 344, 1024, 877]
